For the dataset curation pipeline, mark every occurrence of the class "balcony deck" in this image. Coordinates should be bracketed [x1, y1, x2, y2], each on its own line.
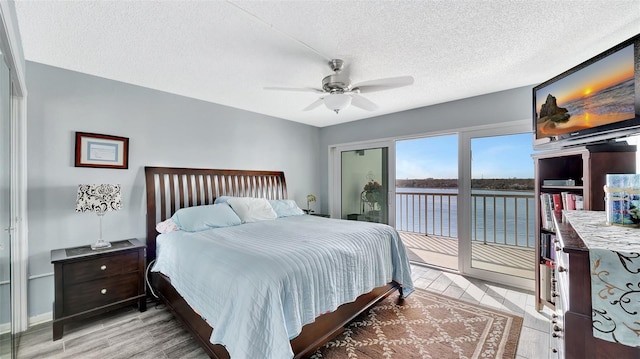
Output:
[399, 231, 535, 279]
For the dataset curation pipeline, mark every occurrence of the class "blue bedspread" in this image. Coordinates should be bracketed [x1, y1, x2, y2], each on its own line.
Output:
[151, 215, 414, 359]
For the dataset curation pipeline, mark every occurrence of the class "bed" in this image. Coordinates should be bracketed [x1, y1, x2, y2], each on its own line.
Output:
[144, 166, 414, 358]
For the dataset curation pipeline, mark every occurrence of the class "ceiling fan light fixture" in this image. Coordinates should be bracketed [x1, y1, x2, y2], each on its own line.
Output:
[324, 93, 351, 114]
[265, 59, 413, 114]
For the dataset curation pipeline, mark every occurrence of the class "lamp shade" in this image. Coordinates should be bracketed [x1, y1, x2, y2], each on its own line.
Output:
[76, 184, 122, 213]
[324, 93, 352, 114]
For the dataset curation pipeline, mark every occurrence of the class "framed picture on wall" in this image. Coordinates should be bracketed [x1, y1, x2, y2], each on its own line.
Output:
[75, 132, 129, 169]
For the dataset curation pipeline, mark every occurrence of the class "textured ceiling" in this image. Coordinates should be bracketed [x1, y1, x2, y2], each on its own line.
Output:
[14, 1, 640, 127]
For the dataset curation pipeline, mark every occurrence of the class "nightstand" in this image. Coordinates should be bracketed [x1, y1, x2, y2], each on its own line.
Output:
[50, 238, 146, 340]
[310, 213, 330, 218]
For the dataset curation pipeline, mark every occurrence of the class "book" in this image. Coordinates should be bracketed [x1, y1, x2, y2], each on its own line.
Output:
[549, 234, 557, 261]
[558, 192, 577, 210]
[575, 195, 584, 210]
[552, 193, 562, 211]
[566, 193, 576, 210]
[540, 233, 551, 259]
[540, 193, 555, 231]
[540, 194, 548, 230]
[561, 192, 568, 210]
[543, 179, 576, 186]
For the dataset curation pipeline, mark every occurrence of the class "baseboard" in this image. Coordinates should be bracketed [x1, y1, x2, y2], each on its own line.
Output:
[0, 312, 51, 335]
[28, 312, 52, 327]
[0, 322, 9, 335]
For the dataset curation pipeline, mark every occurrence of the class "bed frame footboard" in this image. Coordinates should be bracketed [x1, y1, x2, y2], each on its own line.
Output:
[151, 272, 400, 358]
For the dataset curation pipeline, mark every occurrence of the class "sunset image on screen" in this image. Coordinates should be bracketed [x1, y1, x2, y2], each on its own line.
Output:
[535, 44, 635, 138]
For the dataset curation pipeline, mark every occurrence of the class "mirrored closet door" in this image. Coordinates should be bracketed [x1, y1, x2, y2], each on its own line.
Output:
[330, 141, 395, 225]
[341, 147, 389, 224]
[0, 49, 12, 359]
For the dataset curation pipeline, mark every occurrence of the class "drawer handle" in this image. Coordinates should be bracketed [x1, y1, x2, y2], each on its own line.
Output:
[553, 324, 563, 332]
[557, 266, 567, 273]
[101, 289, 107, 295]
[552, 332, 562, 338]
[555, 246, 561, 251]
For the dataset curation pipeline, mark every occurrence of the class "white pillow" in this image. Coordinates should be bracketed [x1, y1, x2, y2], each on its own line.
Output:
[156, 218, 179, 233]
[269, 199, 304, 217]
[226, 197, 278, 223]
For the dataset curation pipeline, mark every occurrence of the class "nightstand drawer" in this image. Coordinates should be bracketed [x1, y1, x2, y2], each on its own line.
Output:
[63, 251, 139, 283]
[63, 272, 140, 315]
[51, 239, 146, 340]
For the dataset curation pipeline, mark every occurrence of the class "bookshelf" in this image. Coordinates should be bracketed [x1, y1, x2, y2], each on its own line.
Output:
[533, 143, 636, 312]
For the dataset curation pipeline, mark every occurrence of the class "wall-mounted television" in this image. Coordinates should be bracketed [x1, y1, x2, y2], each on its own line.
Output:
[533, 34, 640, 150]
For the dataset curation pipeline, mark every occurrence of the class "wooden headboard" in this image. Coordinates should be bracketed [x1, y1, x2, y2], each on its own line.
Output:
[144, 166, 287, 263]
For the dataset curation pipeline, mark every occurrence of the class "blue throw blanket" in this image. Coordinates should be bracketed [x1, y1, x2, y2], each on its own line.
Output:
[152, 215, 414, 358]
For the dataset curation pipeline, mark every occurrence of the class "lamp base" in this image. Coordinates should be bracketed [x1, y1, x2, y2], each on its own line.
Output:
[91, 240, 112, 250]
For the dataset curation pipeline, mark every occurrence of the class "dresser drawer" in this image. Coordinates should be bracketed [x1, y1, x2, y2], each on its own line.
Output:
[63, 251, 139, 283]
[62, 272, 140, 315]
[555, 250, 569, 312]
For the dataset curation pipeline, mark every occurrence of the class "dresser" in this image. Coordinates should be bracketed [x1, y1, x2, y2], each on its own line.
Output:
[533, 144, 637, 312]
[552, 212, 640, 358]
[51, 238, 146, 340]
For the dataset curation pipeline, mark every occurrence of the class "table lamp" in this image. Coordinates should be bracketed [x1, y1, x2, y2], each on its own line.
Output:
[75, 184, 122, 249]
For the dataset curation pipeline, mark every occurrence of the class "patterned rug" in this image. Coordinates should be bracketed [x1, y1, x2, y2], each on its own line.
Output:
[311, 288, 523, 359]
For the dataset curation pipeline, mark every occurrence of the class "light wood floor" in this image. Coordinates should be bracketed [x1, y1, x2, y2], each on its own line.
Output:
[13, 264, 555, 359]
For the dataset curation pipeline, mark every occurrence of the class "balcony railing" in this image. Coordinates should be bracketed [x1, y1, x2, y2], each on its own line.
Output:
[395, 190, 535, 249]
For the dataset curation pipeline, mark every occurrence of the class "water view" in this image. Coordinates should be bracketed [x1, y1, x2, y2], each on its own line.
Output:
[396, 132, 535, 276]
[396, 187, 535, 248]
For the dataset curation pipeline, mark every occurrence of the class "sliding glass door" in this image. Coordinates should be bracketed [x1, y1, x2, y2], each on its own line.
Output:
[395, 134, 459, 270]
[459, 124, 535, 289]
[330, 121, 535, 289]
[469, 133, 535, 279]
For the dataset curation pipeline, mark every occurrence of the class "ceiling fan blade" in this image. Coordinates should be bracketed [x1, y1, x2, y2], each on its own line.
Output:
[264, 86, 324, 93]
[351, 76, 414, 93]
[302, 98, 324, 111]
[350, 94, 378, 111]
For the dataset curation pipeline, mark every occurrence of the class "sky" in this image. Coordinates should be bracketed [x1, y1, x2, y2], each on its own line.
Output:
[396, 133, 534, 179]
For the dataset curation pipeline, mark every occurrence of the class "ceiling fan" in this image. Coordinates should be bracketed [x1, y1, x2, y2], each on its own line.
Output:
[265, 59, 414, 114]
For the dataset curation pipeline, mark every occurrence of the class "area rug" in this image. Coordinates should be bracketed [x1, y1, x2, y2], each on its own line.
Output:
[310, 288, 523, 359]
